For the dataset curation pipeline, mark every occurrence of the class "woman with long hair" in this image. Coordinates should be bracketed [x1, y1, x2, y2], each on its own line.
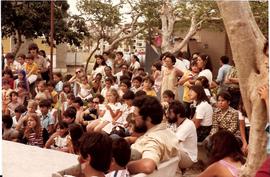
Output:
[198, 130, 245, 177]
[189, 85, 213, 142]
[92, 55, 107, 78]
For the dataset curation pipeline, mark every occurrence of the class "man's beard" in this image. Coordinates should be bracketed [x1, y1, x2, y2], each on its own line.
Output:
[134, 121, 148, 133]
[167, 115, 177, 124]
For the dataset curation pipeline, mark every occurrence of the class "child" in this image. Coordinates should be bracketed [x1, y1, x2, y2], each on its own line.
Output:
[35, 80, 48, 100]
[151, 61, 162, 93]
[161, 90, 175, 115]
[59, 82, 72, 103]
[25, 54, 38, 84]
[53, 72, 64, 93]
[2, 115, 19, 142]
[106, 138, 131, 177]
[131, 76, 142, 93]
[87, 88, 122, 133]
[142, 76, 157, 97]
[101, 77, 113, 98]
[12, 105, 27, 128]
[14, 70, 29, 91]
[22, 113, 48, 147]
[119, 79, 131, 98]
[77, 75, 92, 100]
[16, 53, 26, 71]
[8, 91, 21, 117]
[39, 99, 55, 135]
[45, 121, 72, 153]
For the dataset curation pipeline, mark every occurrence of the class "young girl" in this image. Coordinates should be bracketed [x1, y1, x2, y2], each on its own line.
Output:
[87, 88, 122, 133]
[119, 79, 131, 98]
[59, 82, 72, 103]
[23, 113, 48, 147]
[45, 121, 72, 153]
[151, 61, 162, 93]
[14, 70, 29, 91]
[142, 76, 157, 97]
[53, 72, 64, 93]
[35, 80, 48, 100]
[189, 85, 213, 142]
[77, 75, 92, 100]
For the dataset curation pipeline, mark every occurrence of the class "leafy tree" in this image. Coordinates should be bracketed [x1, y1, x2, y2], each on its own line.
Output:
[1, 1, 89, 55]
[77, 0, 145, 72]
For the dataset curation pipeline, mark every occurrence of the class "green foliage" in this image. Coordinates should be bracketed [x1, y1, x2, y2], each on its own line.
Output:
[250, 1, 268, 37]
[77, 0, 121, 28]
[1, 1, 89, 47]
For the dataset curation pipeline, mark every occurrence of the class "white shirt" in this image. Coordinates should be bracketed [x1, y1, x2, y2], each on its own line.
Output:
[238, 111, 250, 127]
[195, 101, 213, 126]
[92, 65, 106, 78]
[198, 69, 213, 83]
[129, 61, 140, 70]
[174, 58, 190, 72]
[175, 119, 198, 162]
[101, 87, 111, 98]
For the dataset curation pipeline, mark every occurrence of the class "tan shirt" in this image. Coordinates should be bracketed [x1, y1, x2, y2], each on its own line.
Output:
[131, 123, 179, 166]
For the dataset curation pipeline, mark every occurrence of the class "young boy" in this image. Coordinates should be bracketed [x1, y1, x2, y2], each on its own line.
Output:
[39, 99, 55, 135]
[143, 76, 157, 97]
[106, 137, 131, 177]
[8, 91, 21, 117]
[25, 54, 38, 84]
[131, 76, 142, 93]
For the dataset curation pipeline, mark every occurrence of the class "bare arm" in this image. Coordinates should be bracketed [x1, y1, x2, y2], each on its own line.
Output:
[127, 158, 156, 174]
[192, 118, 202, 129]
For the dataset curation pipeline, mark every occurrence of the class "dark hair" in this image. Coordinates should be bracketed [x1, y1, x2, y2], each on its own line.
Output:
[116, 51, 123, 57]
[63, 107, 77, 120]
[58, 121, 69, 129]
[110, 126, 126, 138]
[209, 130, 245, 165]
[17, 53, 26, 59]
[238, 98, 247, 117]
[74, 97, 84, 107]
[263, 40, 268, 55]
[5, 52, 15, 59]
[105, 77, 113, 84]
[198, 54, 213, 71]
[152, 61, 162, 71]
[137, 67, 145, 72]
[220, 56, 229, 64]
[15, 105, 27, 113]
[95, 94, 105, 104]
[122, 90, 135, 100]
[25, 54, 35, 60]
[190, 85, 210, 104]
[196, 76, 210, 89]
[177, 51, 183, 58]
[47, 80, 56, 87]
[3, 115, 13, 129]
[28, 43, 39, 51]
[111, 138, 131, 167]
[79, 132, 112, 172]
[162, 90, 175, 100]
[132, 76, 143, 83]
[189, 60, 198, 70]
[168, 100, 186, 118]
[3, 69, 13, 78]
[9, 91, 18, 98]
[53, 72, 63, 79]
[103, 52, 109, 56]
[65, 93, 74, 100]
[164, 53, 176, 65]
[132, 55, 140, 62]
[159, 52, 171, 61]
[93, 55, 106, 70]
[120, 79, 131, 88]
[217, 91, 231, 102]
[39, 50, 46, 58]
[69, 123, 84, 154]
[133, 95, 163, 124]
[134, 90, 146, 98]
[39, 99, 52, 108]
[120, 74, 131, 82]
[143, 76, 155, 86]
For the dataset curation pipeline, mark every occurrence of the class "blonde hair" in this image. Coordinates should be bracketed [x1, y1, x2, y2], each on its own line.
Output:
[27, 100, 38, 110]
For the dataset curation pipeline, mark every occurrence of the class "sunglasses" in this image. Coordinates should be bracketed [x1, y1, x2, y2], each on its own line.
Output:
[76, 71, 82, 74]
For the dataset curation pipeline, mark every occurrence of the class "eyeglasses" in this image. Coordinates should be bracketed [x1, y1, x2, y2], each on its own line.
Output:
[76, 71, 82, 74]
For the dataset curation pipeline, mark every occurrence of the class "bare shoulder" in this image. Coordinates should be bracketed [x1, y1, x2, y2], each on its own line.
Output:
[198, 162, 231, 177]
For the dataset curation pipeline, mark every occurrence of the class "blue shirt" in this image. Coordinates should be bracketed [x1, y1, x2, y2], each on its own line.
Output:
[41, 112, 55, 131]
[216, 64, 232, 84]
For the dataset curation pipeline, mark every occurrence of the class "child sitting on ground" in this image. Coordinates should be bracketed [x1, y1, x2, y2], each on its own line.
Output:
[142, 76, 157, 97]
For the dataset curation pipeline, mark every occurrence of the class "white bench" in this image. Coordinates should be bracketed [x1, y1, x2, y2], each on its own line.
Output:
[131, 156, 180, 177]
[2, 140, 78, 177]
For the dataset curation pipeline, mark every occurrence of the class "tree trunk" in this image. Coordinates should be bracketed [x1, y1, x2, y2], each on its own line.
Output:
[160, 1, 175, 53]
[217, 2, 268, 177]
[171, 16, 198, 54]
[13, 30, 22, 56]
[85, 39, 101, 73]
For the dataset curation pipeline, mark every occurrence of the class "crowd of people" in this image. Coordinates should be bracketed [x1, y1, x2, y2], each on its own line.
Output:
[2, 42, 269, 177]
